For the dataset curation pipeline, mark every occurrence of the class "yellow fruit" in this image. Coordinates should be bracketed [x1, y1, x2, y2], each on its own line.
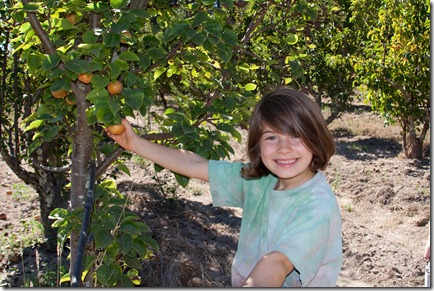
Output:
[78, 73, 93, 84]
[52, 90, 67, 99]
[66, 13, 77, 25]
[107, 81, 123, 95]
[65, 96, 76, 105]
[107, 124, 125, 135]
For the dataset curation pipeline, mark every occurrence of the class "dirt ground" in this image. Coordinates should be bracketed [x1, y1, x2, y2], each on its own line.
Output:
[0, 111, 431, 287]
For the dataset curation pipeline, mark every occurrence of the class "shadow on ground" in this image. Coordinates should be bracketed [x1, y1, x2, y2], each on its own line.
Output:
[117, 180, 241, 287]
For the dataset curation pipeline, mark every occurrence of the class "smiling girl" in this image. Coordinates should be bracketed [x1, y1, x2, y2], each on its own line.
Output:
[105, 87, 343, 287]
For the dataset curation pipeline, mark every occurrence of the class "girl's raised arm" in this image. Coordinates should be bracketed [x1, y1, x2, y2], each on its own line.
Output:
[105, 119, 209, 182]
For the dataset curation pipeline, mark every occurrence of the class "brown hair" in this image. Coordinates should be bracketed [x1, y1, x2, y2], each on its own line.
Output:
[241, 86, 335, 179]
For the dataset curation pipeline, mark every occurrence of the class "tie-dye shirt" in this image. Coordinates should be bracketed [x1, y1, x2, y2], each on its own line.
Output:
[208, 160, 343, 287]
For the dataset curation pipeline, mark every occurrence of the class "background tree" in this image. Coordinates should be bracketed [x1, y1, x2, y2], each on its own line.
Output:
[1, 0, 67, 243]
[350, 0, 430, 159]
[303, 0, 358, 124]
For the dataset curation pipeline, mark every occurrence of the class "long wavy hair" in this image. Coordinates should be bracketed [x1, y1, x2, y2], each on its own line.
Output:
[241, 87, 335, 179]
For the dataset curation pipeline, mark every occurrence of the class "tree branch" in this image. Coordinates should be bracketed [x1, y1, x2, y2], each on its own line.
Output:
[22, 0, 56, 54]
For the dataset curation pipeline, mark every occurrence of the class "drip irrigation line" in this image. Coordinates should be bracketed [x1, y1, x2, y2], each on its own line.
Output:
[71, 161, 96, 287]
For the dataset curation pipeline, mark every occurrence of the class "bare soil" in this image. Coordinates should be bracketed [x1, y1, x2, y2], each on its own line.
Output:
[0, 111, 430, 287]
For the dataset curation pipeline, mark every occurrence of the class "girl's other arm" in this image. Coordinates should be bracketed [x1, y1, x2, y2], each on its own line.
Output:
[242, 251, 294, 287]
[105, 119, 209, 182]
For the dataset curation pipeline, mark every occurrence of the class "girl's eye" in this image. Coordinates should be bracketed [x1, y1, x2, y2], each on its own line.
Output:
[289, 136, 303, 144]
[264, 135, 277, 141]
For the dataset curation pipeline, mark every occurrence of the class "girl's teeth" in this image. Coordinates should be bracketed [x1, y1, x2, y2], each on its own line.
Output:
[277, 159, 296, 164]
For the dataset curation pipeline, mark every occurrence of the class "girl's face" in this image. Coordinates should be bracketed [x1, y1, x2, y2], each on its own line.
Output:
[259, 124, 314, 190]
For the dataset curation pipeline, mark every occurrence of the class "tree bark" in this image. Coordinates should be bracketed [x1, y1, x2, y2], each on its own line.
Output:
[69, 82, 94, 286]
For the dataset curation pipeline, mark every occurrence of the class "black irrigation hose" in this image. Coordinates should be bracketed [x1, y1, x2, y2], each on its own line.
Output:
[71, 161, 96, 287]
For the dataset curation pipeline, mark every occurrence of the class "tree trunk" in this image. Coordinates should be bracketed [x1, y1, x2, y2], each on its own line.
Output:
[69, 83, 94, 286]
[405, 134, 423, 160]
[33, 169, 66, 245]
[403, 117, 424, 160]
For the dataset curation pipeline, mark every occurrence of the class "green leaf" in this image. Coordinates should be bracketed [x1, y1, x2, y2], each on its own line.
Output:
[123, 256, 142, 270]
[142, 35, 160, 47]
[103, 32, 121, 47]
[119, 51, 140, 62]
[110, 59, 129, 80]
[127, 269, 141, 285]
[117, 163, 131, 175]
[147, 47, 167, 60]
[217, 43, 232, 62]
[42, 54, 61, 70]
[86, 88, 110, 104]
[96, 105, 116, 124]
[100, 214, 118, 230]
[44, 126, 60, 141]
[123, 88, 144, 110]
[24, 120, 45, 132]
[65, 59, 91, 73]
[23, 3, 39, 11]
[82, 31, 99, 44]
[200, 0, 215, 5]
[91, 75, 110, 90]
[116, 275, 135, 287]
[285, 34, 298, 45]
[56, 18, 76, 30]
[117, 233, 133, 253]
[138, 234, 159, 252]
[244, 83, 257, 91]
[192, 12, 210, 27]
[59, 273, 71, 284]
[204, 20, 222, 39]
[216, 122, 234, 134]
[120, 220, 141, 235]
[220, 0, 234, 9]
[94, 228, 113, 249]
[221, 96, 236, 110]
[191, 30, 208, 46]
[201, 138, 213, 152]
[153, 67, 167, 80]
[290, 60, 304, 80]
[222, 29, 238, 45]
[174, 173, 190, 187]
[28, 54, 43, 71]
[132, 239, 147, 258]
[110, 0, 122, 8]
[50, 78, 70, 91]
[96, 263, 121, 286]
[309, 7, 318, 21]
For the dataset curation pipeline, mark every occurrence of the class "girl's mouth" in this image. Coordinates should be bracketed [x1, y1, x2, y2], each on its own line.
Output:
[275, 159, 297, 166]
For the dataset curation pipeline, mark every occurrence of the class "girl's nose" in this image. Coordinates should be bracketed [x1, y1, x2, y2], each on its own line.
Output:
[277, 138, 293, 154]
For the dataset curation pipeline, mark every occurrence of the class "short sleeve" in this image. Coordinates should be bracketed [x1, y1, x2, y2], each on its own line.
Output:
[208, 160, 246, 207]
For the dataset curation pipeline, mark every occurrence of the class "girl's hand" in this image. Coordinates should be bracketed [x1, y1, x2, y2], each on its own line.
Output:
[105, 119, 138, 152]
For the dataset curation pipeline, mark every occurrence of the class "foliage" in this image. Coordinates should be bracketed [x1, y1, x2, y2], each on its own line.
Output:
[303, 0, 358, 123]
[50, 179, 158, 287]
[350, 0, 430, 159]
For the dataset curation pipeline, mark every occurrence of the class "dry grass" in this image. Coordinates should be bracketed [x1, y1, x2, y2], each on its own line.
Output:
[328, 111, 402, 141]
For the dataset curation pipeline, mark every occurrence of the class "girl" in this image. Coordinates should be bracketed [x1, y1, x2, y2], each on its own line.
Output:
[105, 87, 343, 287]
